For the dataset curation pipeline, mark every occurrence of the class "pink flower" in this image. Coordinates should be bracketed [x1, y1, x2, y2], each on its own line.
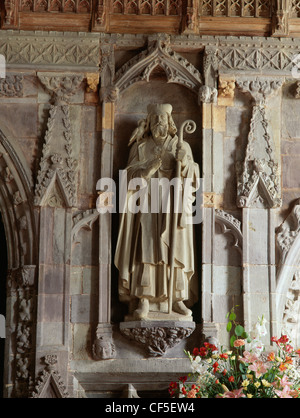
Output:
[234, 339, 246, 348]
[275, 386, 293, 398]
[248, 360, 269, 378]
[279, 375, 292, 389]
[223, 388, 246, 398]
[239, 351, 259, 364]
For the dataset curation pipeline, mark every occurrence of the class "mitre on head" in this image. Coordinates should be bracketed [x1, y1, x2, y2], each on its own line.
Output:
[147, 103, 173, 115]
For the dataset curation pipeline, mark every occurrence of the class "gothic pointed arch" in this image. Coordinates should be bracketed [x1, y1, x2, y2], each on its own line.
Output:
[0, 127, 37, 398]
[114, 38, 203, 95]
[276, 198, 300, 345]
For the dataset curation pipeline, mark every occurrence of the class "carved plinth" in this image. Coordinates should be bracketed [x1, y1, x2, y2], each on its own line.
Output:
[120, 321, 195, 357]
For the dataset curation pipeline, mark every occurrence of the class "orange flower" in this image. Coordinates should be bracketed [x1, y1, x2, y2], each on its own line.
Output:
[267, 352, 275, 361]
[187, 389, 197, 398]
[234, 339, 245, 348]
[279, 363, 287, 372]
[285, 356, 293, 365]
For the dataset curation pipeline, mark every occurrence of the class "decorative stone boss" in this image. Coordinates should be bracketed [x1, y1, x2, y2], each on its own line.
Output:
[114, 104, 199, 322]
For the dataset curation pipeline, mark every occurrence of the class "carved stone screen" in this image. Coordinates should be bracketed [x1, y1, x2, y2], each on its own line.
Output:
[1, 0, 300, 399]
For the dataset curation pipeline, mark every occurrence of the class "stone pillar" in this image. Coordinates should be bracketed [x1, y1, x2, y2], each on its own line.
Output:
[92, 41, 117, 360]
[200, 46, 220, 341]
[33, 73, 84, 395]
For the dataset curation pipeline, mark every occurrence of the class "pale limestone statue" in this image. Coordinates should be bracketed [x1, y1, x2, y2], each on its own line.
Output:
[114, 104, 199, 321]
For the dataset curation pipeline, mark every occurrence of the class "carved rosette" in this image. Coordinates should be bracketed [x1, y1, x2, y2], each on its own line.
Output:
[235, 78, 283, 209]
[120, 321, 195, 357]
[34, 73, 83, 208]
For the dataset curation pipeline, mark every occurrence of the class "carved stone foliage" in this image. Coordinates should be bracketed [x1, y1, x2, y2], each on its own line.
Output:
[215, 209, 243, 254]
[218, 77, 235, 98]
[34, 73, 83, 208]
[120, 321, 195, 357]
[114, 37, 203, 95]
[235, 78, 283, 209]
[7, 265, 36, 397]
[0, 75, 23, 97]
[30, 355, 69, 398]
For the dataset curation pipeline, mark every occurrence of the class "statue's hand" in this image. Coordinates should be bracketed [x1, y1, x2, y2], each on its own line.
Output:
[143, 157, 162, 179]
[176, 147, 187, 166]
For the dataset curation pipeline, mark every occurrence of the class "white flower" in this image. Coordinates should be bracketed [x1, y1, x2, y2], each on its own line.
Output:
[249, 338, 264, 355]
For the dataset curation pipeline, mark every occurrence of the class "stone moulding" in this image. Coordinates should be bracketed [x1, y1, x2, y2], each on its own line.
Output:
[215, 209, 243, 254]
[120, 321, 195, 357]
[114, 37, 203, 95]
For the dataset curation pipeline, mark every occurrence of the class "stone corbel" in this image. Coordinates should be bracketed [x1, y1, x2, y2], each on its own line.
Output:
[235, 78, 283, 209]
[34, 73, 84, 208]
[198, 85, 217, 104]
[86, 72, 100, 93]
[120, 321, 195, 357]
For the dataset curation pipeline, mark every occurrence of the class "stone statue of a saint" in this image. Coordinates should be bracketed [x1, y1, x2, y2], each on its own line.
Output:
[114, 104, 199, 321]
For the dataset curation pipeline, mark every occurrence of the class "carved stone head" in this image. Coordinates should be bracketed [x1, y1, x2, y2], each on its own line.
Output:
[146, 103, 177, 141]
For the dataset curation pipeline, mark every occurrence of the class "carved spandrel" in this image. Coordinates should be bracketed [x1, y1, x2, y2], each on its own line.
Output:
[34, 73, 83, 208]
[235, 78, 283, 209]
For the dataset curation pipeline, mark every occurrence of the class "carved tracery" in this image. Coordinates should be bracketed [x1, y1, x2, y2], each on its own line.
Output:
[114, 37, 203, 95]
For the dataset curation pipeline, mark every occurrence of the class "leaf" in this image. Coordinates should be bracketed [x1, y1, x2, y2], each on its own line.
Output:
[241, 331, 248, 339]
[226, 321, 232, 332]
[234, 325, 244, 337]
[230, 335, 236, 347]
[229, 312, 236, 321]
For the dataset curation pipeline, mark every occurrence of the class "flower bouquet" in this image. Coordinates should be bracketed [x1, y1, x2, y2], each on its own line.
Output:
[169, 307, 300, 398]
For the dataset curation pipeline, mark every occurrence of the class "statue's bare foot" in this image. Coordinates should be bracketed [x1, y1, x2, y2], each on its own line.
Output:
[173, 301, 192, 316]
[133, 298, 149, 320]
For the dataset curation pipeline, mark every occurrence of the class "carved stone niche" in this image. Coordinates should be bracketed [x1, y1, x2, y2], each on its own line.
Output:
[120, 321, 195, 357]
